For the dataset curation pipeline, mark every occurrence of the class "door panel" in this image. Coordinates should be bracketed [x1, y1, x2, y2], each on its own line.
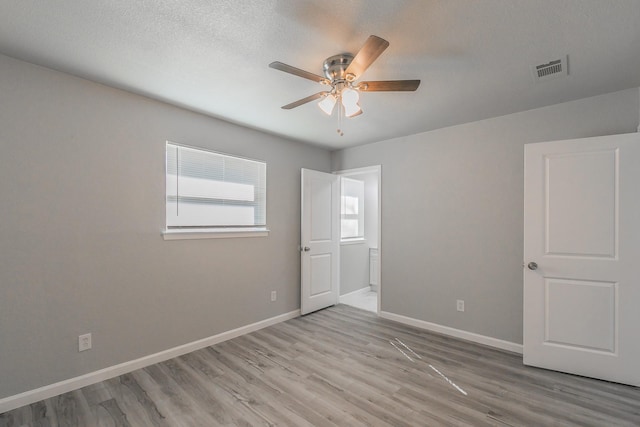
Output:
[545, 150, 617, 257]
[301, 169, 339, 315]
[524, 133, 640, 386]
[544, 278, 616, 352]
[310, 254, 332, 296]
[310, 179, 333, 241]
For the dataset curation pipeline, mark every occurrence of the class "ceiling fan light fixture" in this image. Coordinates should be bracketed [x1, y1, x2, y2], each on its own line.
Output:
[341, 88, 361, 118]
[345, 107, 363, 118]
[270, 35, 420, 130]
[318, 94, 337, 115]
[343, 104, 362, 118]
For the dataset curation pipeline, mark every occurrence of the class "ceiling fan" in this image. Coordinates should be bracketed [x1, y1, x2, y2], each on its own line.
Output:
[269, 35, 420, 125]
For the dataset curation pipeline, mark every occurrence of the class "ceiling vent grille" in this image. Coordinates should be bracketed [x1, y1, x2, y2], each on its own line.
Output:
[531, 56, 568, 83]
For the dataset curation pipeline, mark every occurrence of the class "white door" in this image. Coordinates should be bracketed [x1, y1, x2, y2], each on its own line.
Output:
[523, 133, 640, 386]
[301, 168, 340, 315]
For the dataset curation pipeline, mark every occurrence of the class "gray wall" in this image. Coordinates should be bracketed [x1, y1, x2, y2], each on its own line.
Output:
[0, 54, 331, 399]
[332, 88, 640, 344]
[339, 243, 370, 295]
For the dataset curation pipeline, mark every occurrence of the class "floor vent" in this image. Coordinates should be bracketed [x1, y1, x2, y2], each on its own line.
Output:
[531, 56, 568, 83]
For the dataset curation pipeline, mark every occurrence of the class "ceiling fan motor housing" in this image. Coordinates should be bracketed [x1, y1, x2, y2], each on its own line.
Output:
[323, 54, 354, 81]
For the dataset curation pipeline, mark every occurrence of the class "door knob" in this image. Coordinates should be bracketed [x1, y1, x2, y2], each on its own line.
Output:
[302, 246, 310, 252]
[527, 262, 538, 270]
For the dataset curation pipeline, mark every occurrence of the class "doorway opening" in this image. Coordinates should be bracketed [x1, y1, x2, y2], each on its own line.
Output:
[334, 165, 381, 313]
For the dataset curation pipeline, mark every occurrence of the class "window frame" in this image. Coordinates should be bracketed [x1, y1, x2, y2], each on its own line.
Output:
[162, 142, 269, 240]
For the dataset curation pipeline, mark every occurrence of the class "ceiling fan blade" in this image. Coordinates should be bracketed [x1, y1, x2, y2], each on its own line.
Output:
[345, 35, 390, 79]
[282, 92, 329, 109]
[358, 80, 421, 92]
[269, 61, 328, 84]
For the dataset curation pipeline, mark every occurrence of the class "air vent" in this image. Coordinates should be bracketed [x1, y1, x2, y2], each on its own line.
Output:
[531, 56, 568, 83]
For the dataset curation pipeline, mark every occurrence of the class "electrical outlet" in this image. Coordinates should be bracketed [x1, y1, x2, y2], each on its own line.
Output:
[271, 291, 277, 302]
[78, 333, 92, 352]
[456, 300, 465, 312]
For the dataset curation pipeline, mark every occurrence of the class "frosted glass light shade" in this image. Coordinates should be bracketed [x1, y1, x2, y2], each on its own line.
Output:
[341, 88, 361, 117]
[318, 94, 337, 115]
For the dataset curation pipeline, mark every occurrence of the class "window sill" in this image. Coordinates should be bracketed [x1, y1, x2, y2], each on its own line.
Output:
[340, 238, 366, 246]
[162, 227, 269, 240]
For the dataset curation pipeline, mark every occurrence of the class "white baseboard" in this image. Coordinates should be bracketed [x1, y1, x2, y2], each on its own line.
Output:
[379, 311, 523, 355]
[338, 286, 372, 302]
[0, 309, 300, 414]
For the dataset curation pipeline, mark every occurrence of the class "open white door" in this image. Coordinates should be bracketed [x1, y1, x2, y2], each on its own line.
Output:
[524, 133, 640, 386]
[301, 168, 340, 315]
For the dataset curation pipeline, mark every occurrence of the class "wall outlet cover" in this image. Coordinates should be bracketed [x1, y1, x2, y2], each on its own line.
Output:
[78, 333, 92, 352]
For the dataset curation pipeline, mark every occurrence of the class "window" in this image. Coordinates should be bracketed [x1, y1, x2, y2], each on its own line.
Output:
[165, 142, 267, 237]
[341, 177, 364, 240]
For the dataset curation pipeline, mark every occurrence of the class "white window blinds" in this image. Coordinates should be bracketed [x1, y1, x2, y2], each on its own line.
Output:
[166, 143, 266, 228]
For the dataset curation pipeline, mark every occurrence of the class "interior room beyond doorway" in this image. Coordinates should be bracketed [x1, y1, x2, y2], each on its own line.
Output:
[336, 166, 381, 313]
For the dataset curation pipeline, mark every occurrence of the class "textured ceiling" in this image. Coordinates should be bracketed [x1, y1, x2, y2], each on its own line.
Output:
[1, 1, 640, 149]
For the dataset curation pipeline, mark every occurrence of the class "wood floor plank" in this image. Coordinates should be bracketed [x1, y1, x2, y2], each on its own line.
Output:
[175, 350, 267, 426]
[2, 304, 639, 426]
[80, 383, 120, 427]
[103, 373, 169, 427]
[200, 344, 307, 426]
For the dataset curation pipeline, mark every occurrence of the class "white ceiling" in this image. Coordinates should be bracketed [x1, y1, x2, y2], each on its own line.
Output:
[1, 1, 640, 150]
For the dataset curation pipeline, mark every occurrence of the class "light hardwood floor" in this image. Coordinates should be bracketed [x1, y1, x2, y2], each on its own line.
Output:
[1, 304, 639, 426]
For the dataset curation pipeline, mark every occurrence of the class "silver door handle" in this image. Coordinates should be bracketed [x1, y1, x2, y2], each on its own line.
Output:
[527, 262, 538, 270]
[301, 246, 310, 252]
